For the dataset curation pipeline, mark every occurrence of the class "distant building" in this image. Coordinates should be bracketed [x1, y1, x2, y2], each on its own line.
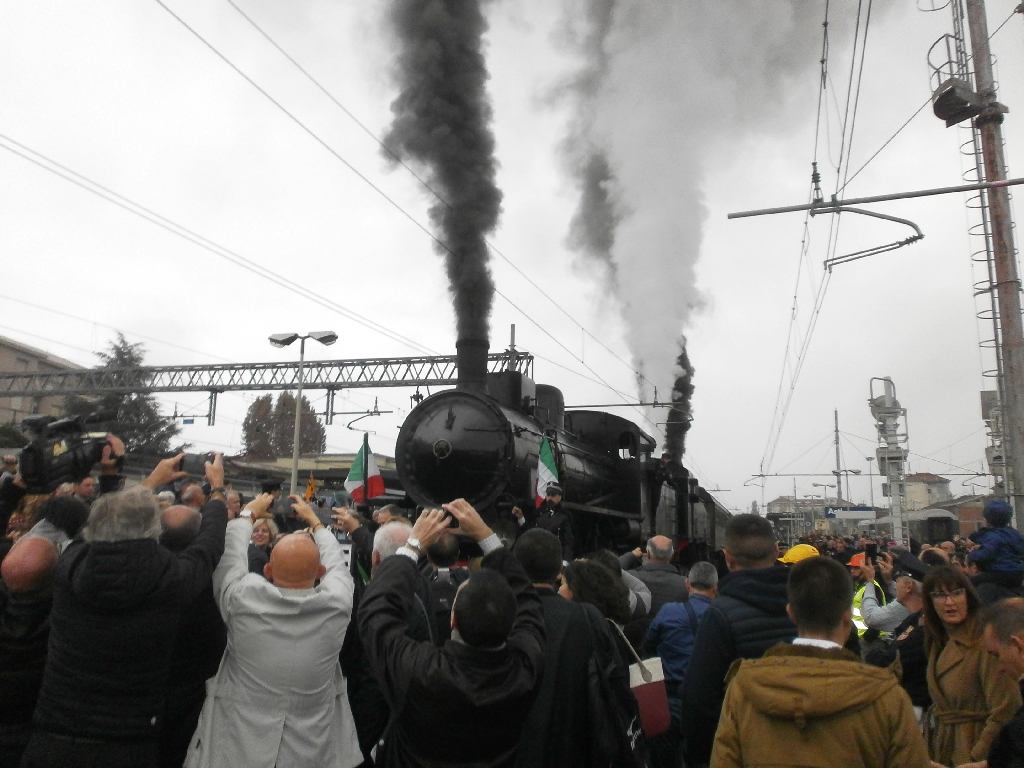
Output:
[0, 335, 79, 426]
[766, 495, 846, 539]
[904, 473, 952, 511]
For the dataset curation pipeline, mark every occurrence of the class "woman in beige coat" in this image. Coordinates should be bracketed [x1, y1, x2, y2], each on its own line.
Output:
[923, 565, 1021, 766]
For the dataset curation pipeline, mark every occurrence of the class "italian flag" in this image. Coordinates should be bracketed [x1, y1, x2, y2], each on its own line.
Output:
[345, 442, 385, 502]
[535, 437, 559, 508]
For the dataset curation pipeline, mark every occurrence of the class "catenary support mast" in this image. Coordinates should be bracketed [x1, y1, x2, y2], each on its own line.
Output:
[965, 0, 1024, 526]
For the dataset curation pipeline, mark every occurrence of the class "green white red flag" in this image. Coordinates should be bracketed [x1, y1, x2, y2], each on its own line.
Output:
[535, 437, 559, 508]
[346, 442, 385, 502]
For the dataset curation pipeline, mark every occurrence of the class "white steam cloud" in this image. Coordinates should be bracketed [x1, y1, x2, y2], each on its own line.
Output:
[557, 0, 864, 428]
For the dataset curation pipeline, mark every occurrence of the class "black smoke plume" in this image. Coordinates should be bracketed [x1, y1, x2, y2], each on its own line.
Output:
[556, 0, 619, 291]
[664, 338, 694, 462]
[383, 0, 502, 341]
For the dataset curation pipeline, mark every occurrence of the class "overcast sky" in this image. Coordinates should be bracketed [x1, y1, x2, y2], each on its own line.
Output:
[1, 0, 1022, 513]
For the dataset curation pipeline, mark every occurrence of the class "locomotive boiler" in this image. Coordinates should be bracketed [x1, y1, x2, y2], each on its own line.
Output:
[395, 339, 727, 559]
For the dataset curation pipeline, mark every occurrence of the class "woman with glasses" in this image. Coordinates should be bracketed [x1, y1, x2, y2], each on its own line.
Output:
[923, 565, 1021, 766]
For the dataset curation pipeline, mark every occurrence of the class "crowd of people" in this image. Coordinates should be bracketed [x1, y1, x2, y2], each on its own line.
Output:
[4, 439, 1024, 767]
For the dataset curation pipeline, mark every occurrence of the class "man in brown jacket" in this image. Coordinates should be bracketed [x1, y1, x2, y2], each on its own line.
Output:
[710, 556, 931, 768]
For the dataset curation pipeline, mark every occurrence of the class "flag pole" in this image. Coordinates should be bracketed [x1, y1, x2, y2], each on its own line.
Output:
[362, 431, 369, 507]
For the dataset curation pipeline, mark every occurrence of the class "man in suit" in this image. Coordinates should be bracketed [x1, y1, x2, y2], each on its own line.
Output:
[184, 494, 360, 768]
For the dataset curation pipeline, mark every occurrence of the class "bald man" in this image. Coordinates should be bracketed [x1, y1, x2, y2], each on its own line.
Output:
[618, 534, 688, 617]
[1, 537, 58, 767]
[185, 494, 360, 768]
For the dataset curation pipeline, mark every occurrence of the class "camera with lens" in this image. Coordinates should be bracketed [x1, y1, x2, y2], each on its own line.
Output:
[18, 413, 113, 494]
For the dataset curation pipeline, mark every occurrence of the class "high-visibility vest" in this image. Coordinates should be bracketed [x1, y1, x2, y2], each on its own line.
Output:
[852, 580, 887, 638]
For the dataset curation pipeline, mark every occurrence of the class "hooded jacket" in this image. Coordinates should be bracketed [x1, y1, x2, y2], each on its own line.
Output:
[680, 564, 796, 767]
[30, 500, 226, 744]
[710, 643, 930, 768]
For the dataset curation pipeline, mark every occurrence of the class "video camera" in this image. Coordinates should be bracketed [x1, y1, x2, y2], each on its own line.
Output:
[18, 412, 115, 494]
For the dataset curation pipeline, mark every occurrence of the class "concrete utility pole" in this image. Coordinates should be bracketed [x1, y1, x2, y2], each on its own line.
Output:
[965, 0, 1024, 527]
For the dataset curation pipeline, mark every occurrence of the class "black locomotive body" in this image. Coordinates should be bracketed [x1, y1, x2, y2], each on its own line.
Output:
[395, 341, 727, 560]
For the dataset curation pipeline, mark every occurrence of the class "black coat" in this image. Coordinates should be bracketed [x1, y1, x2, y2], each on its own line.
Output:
[990, 690, 1024, 768]
[29, 499, 226, 745]
[359, 547, 545, 768]
[247, 542, 270, 576]
[0, 582, 51, 768]
[679, 564, 796, 767]
[525, 503, 575, 562]
[0, 583, 51, 728]
[893, 610, 930, 709]
[515, 587, 621, 768]
[160, 580, 228, 768]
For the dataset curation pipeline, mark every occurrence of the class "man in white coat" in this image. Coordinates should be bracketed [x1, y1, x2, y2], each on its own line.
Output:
[185, 493, 361, 768]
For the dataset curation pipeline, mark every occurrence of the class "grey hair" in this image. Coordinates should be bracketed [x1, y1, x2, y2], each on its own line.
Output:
[688, 561, 719, 591]
[83, 486, 162, 543]
[647, 537, 674, 561]
[897, 575, 922, 593]
[373, 521, 411, 561]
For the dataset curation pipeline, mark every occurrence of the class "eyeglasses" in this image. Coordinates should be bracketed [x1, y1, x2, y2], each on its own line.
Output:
[930, 588, 967, 603]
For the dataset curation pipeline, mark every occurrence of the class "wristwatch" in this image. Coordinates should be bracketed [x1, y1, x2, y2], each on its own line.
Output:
[240, 509, 253, 519]
[406, 536, 423, 552]
[210, 487, 226, 496]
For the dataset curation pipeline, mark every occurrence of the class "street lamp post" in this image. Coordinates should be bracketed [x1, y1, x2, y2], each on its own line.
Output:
[866, 457, 875, 509]
[811, 484, 835, 533]
[269, 331, 338, 495]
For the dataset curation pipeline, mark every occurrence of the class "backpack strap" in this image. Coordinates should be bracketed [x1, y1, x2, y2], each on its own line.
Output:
[683, 598, 700, 633]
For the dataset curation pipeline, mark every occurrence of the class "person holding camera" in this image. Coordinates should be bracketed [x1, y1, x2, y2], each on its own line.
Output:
[183, 493, 360, 768]
[20, 453, 228, 768]
[358, 499, 545, 768]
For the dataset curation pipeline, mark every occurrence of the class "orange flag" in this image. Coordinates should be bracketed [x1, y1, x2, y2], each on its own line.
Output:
[304, 472, 316, 502]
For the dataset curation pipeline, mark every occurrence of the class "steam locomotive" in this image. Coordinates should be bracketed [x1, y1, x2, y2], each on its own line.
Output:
[395, 340, 730, 563]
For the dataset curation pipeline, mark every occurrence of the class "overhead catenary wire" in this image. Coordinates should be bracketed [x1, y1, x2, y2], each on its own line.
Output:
[0, 135, 437, 356]
[221, 0, 659, 395]
[153, 0, 663, 436]
[0, 293, 237, 364]
[0, 135, 640, 435]
[761, 0, 874, 475]
[838, 7, 1018, 193]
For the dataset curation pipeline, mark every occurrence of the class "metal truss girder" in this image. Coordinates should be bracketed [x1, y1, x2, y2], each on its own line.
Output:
[0, 353, 533, 397]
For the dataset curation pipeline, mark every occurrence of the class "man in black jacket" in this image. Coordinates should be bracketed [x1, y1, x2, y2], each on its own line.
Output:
[513, 528, 623, 768]
[359, 500, 545, 768]
[0, 537, 56, 768]
[513, 484, 575, 563]
[20, 454, 227, 768]
[158, 505, 227, 768]
[680, 514, 796, 768]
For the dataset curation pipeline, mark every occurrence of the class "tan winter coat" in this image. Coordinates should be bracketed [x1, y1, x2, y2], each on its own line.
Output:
[710, 643, 930, 768]
[925, 617, 1022, 766]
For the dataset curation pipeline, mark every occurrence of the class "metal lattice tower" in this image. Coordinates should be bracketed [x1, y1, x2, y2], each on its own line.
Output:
[870, 377, 909, 545]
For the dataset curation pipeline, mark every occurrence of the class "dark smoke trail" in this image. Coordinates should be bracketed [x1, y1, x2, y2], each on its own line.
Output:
[565, 151, 619, 289]
[664, 337, 694, 461]
[556, 0, 619, 291]
[383, 0, 502, 340]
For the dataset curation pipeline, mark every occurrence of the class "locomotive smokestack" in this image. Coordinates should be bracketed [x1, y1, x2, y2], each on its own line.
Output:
[456, 338, 489, 393]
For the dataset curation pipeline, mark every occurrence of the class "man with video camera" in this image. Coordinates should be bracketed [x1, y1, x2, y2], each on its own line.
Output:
[20, 453, 228, 768]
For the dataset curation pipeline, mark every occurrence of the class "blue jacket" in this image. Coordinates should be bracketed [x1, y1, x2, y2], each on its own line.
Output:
[646, 593, 713, 690]
[973, 526, 1024, 573]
